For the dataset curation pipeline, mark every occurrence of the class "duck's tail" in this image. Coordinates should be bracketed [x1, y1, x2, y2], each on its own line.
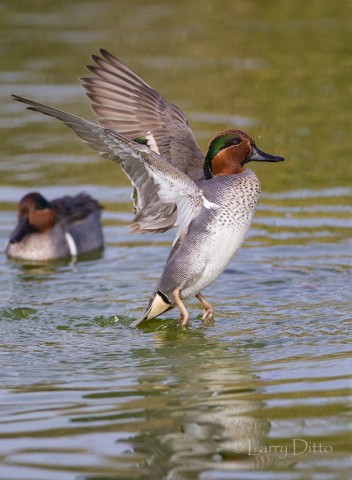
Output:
[131, 291, 173, 327]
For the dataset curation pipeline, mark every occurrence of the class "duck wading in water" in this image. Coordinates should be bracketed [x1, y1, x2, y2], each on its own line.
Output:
[12, 49, 284, 326]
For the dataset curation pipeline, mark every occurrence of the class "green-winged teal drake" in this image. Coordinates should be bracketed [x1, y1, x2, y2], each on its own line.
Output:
[12, 49, 283, 324]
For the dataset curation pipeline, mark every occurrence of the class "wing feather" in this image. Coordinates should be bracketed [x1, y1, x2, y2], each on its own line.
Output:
[83, 50, 204, 176]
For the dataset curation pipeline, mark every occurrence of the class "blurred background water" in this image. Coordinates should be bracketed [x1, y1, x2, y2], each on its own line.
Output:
[0, 0, 351, 479]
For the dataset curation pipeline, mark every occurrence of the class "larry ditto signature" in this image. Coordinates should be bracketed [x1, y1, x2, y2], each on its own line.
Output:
[233, 439, 333, 459]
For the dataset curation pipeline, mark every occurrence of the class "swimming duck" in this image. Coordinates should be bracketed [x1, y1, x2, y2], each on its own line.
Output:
[6, 192, 104, 261]
[11, 49, 283, 324]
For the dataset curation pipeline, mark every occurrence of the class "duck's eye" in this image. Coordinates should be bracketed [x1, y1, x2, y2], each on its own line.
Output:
[225, 136, 242, 148]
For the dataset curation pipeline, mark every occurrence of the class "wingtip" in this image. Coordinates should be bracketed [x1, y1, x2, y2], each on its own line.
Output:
[99, 48, 110, 58]
[91, 54, 101, 64]
[86, 51, 102, 70]
[11, 94, 35, 110]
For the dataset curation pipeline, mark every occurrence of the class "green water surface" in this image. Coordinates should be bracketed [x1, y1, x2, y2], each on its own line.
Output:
[0, 1, 351, 479]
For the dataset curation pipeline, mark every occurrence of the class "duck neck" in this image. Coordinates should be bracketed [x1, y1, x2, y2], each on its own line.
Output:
[209, 148, 245, 176]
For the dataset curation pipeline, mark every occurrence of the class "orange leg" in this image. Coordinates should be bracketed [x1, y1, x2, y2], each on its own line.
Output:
[196, 292, 214, 321]
[173, 288, 190, 326]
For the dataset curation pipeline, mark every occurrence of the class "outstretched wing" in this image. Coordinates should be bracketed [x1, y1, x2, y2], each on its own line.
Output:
[82, 49, 204, 179]
[81, 50, 206, 232]
[12, 95, 217, 241]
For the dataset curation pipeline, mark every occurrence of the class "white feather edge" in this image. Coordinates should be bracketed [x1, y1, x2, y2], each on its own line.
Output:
[146, 130, 160, 155]
[65, 232, 78, 257]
